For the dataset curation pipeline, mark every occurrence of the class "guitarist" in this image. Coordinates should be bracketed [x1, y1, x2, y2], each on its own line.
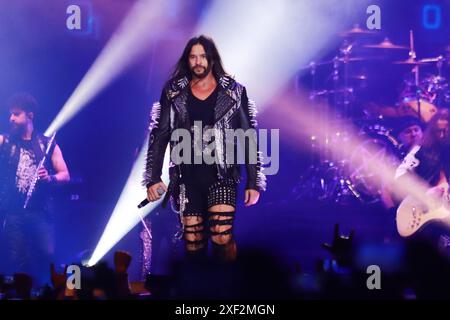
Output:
[395, 109, 450, 245]
[380, 116, 424, 211]
[0, 93, 70, 286]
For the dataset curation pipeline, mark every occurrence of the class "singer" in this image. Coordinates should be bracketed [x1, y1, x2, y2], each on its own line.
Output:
[142, 35, 266, 262]
[0, 93, 70, 286]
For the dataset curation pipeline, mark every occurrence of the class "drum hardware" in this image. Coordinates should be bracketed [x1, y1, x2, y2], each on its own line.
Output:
[292, 159, 364, 204]
[423, 56, 448, 108]
[393, 58, 428, 65]
[397, 30, 423, 121]
[294, 28, 450, 204]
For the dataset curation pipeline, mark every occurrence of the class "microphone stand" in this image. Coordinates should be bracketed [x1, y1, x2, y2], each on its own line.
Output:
[409, 30, 421, 121]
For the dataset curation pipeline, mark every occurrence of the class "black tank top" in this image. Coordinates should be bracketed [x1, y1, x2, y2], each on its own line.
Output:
[0, 134, 52, 212]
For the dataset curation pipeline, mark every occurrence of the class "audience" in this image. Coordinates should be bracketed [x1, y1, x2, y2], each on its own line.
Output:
[1, 227, 449, 300]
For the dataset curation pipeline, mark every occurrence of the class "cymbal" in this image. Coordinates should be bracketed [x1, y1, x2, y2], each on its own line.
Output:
[310, 87, 354, 97]
[339, 25, 378, 37]
[338, 56, 383, 63]
[301, 56, 383, 70]
[364, 38, 408, 50]
[393, 58, 428, 65]
[417, 55, 445, 63]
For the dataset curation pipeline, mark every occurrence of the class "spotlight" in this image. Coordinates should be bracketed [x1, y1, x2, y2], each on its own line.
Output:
[45, 0, 167, 136]
[87, 142, 170, 267]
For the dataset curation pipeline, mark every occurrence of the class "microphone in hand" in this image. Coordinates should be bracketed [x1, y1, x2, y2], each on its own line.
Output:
[138, 186, 165, 208]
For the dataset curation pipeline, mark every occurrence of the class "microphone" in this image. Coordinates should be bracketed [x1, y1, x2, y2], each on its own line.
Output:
[137, 186, 165, 208]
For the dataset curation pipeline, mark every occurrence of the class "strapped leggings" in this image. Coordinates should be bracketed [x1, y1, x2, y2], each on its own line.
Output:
[180, 178, 237, 260]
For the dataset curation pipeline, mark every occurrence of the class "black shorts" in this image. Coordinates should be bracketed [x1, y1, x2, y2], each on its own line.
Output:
[181, 178, 237, 216]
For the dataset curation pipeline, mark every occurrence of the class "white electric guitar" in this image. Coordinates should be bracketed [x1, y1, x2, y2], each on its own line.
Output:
[396, 173, 450, 237]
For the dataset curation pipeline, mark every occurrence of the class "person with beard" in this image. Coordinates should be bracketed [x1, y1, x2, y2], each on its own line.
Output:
[395, 109, 450, 246]
[143, 35, 266, 263]
[0, 92, 70, 286]
[396, 110, 450, 189]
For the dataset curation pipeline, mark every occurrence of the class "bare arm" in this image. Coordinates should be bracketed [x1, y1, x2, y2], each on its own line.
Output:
[50, 144, 70, 183]
[0, 134, 4, 147]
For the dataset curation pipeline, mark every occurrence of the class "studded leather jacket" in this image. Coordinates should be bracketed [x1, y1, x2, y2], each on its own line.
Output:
[142, 75, 266, 210]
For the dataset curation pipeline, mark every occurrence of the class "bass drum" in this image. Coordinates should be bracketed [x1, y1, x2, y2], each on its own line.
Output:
[397, 81, 438, 123]
[348, 130, 400, 204]
[398, 94, 438, 123]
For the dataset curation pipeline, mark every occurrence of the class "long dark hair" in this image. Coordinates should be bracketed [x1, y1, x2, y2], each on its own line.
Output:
[416, 109, 450, 184]
[169, 35, 228, 83]
[422, 109, 450, 150]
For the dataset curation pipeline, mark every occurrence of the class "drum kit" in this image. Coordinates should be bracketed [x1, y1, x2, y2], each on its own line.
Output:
[294, 26, 450, 205]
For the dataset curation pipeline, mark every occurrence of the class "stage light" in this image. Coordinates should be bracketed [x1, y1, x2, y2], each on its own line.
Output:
[194, 0, 372, 107]
[88, 0, 391, 264]
[87, 141, 170, 267]
[45, 0, 167, 136]
[40, 0, 172, 266]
